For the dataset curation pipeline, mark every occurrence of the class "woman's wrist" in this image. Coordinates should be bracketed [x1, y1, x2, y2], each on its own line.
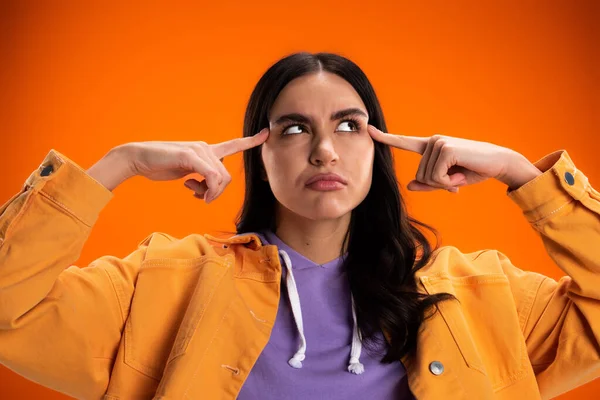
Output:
[86, 145, 136, 191]
[500, 152, 543, 191]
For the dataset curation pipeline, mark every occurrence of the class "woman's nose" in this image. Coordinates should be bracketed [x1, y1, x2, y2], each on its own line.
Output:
[309, 136, 339, 166]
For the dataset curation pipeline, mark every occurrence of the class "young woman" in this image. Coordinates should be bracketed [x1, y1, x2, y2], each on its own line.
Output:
[0, 52, 599, 400]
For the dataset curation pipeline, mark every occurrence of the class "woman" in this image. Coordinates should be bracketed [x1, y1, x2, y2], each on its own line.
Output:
[0, 52, 598, 400]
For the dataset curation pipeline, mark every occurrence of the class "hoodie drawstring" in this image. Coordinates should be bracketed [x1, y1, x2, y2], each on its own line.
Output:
[278, 249, 364, 374]
[279, 250, 307, 368]
[348, 294, 365, 374]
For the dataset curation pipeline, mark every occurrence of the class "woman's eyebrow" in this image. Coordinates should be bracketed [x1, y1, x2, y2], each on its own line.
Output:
[272, 108, 368, 126]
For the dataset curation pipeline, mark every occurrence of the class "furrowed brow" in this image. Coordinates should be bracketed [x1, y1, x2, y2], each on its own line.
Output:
[271, 108, 368, 126]
[330, 108, 368, 121]
[272, 113, 312, 126]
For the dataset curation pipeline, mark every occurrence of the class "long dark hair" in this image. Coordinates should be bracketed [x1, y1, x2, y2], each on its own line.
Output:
[235, 52, 455, 362]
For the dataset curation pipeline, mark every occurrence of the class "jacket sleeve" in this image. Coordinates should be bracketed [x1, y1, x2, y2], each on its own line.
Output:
[0, 150, 146, 400]
[505, 149, 600, 399]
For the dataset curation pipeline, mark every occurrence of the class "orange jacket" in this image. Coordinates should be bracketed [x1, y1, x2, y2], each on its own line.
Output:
[0, 148, 599, 400]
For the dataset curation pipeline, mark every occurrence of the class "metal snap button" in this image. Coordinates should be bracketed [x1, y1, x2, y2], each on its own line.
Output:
[40, 164, 54, 177]
[564, 172, 575, 186]
[429, 361, 444, 375]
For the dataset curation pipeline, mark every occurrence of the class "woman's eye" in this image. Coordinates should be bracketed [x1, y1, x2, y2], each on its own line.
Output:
[282, 125, 305, 135]
[282, 121, 359, 135]
[337, 120, 358, 132]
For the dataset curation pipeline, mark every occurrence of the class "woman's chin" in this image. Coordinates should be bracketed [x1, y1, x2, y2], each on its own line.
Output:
[299, 205, 352, 221]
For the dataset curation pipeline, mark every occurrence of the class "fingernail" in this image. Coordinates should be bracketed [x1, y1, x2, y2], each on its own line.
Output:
[255, 128, 268, 136]
[207, 191, 218, 203]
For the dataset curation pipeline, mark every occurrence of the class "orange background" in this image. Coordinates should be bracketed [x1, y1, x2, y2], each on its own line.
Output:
[1, 1, 599, 398]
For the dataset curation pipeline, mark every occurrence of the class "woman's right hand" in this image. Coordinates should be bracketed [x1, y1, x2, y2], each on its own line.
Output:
[88, 128, 269, 202]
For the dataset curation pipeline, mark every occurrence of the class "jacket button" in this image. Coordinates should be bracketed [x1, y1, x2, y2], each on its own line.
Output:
[429, 361, 444, 375]
[564, 172, 575, 186]
[40, 164, 54, 177]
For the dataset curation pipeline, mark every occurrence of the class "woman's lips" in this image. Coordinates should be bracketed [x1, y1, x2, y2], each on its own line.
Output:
[306, 180, 346, 191]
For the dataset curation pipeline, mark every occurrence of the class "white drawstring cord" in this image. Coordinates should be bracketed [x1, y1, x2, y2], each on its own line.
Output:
[348, 294, 365, 374]
[278, 248, 364, 374]
[280, 250, 307, 368]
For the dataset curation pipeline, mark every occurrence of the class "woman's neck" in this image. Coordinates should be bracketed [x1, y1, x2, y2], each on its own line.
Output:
[273, 207, 350, 265]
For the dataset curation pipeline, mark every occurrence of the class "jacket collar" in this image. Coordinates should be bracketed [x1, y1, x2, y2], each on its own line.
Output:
[203, 232, 264, 250]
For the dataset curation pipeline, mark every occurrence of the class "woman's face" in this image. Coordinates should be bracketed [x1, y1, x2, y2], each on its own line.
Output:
[262, 71, 375, 221]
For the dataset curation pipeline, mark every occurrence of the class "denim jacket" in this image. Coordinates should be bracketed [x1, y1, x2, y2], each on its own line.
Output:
[0, 149, 599, 399]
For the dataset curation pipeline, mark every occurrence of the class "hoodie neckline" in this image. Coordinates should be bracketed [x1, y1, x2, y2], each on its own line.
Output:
[259, 230, 347, 271]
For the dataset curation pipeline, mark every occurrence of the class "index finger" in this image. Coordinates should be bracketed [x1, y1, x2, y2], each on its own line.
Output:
[367, 125, 428, 155]
[211, 128, 269, 159]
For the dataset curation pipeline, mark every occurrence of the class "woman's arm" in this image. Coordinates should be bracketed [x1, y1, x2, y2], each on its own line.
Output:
[0, 133, 268, 398]
[0, 149, 144, 399]
[367, 124, 600, 396]
[503, 150, 600, 398]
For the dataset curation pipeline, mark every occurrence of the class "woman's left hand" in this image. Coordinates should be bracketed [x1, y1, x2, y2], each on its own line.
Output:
[367, 125, 542, 193]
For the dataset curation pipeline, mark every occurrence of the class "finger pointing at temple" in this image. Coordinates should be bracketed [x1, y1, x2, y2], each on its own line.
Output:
[367, 124, 428, 155]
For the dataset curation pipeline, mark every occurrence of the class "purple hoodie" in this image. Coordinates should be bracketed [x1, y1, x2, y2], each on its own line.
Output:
[237, 230, 414, 399]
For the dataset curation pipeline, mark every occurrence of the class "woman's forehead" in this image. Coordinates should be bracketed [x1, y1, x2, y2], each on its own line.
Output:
[270, 73, 367, 120]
